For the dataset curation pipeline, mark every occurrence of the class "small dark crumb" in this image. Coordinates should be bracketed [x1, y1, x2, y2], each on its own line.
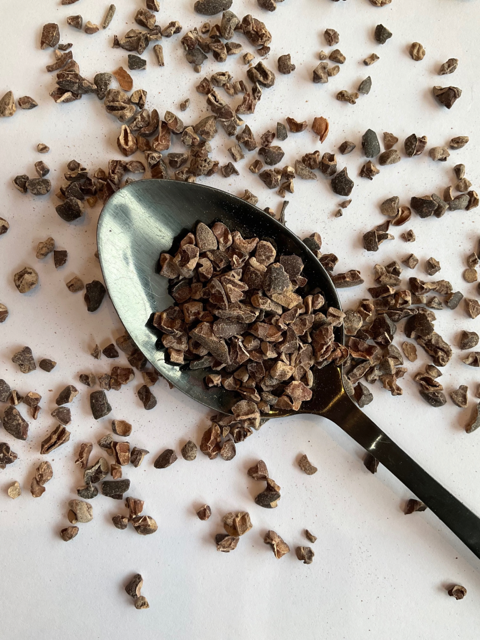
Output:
[38, 358, 57, 373]
[91, 344, 102, 359]
[138, 385, 157, 410]
[363, 453, 379, 474]
[54, 250, 68, 269]
[305, 529, 317, 544]
[60, 526, 79, 541]
[154, 448, 177, 469]
[103, 343, 119, 358]
[90, 390, 112, 420]
[181, 440, 198, 461]
[298, 454, 317, 475]
[247, 460, 269, 480]
[339, 141, 355, 155]
[112, 515, 129, 530]
[447, 585, 467, 600]
[405, 499, 427, 514]
[196, 504, 212, 520]
[215, 533, 239, 552]
[84, 280, 106, 312]
[295, 546, 314, 564]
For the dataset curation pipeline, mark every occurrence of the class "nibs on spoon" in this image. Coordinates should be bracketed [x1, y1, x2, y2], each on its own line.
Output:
[98, 179, 480, 562]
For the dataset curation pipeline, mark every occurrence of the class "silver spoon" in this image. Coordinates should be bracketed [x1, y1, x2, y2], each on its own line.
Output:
[98, 179, 480, 560]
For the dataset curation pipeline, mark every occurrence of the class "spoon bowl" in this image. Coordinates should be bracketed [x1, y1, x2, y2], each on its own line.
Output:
[98, 179, 480, 562]
[97, 179, 344, 417]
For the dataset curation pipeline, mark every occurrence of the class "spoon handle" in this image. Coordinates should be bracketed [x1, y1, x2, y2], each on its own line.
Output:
[322, 392, 480, 560]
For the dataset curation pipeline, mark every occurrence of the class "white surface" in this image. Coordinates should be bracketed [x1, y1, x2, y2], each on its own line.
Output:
[1, 0, 480, 638]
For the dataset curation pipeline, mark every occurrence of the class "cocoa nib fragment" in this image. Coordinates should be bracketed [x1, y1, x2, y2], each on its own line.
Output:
[0, 443, 18, 469]
[138, 385, 157, 410]
[41, 425, 71, 454]
[433, 86, 462, 109]
[264, 530, 290, 559]
[84, 280, 106, 312]
[41, 23, 60, 49]
[405, 499, 427, 514]
[154, 448, 178, 468]
[12, 347, 36, 374]
[55, 385, 79, 405]
[331, 168, 354, 196]
[298, 454, 318, 475]
[3, 406, 29, 440]
[90, 390, 112, 419]
[102, 479, 131, 499]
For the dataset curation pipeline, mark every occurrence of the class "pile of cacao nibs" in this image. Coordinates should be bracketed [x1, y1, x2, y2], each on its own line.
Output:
[0, 0, 477, 605]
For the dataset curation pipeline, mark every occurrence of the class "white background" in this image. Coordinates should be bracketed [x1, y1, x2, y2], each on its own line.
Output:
[1, 0, 480, 638]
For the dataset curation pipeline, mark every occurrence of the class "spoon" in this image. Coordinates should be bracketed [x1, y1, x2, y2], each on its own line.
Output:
[98, 179, 480, 560]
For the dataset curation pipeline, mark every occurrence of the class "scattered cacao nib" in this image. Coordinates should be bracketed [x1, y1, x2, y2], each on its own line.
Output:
[3, 406, 29, 440]
[41, 23, 60, 49]
[337, 90, 359, 105]
[84, 457, 109, 484]
[364, 453, 379, 474]
[56, 197, 84, 222]
[450, 136, 469, 149]
[364, 53, 379, 66]
[433, 85, 462, 109]
[130, 447, 149, 467]
[465, 298, 480, 319]
[197, 504, 212, 520]
[131, 515, 158, 535]
[12, 347, 36, 374]
[374, 24, 392, 43]
[67, 15, 83, 29]
[84, 280, 106, 312]
[405, 499, 427, 514]
[0, 443, 18, 469]
[339, 141, 355, 155]
[298, 454, 317, 475]
[216, 534, 239, 552]
[14, 267, 39, 293]
[296, 546, 315, 564]
[447, 585, 467, 600]
[223, 511, 252, 536]
[409, 42, 425, 61]
[360, 161, 380, 179]
[7, 481, 21, 499]
[463, 353, 480, 367]
[286, 117, 307, 133]
[60, 526, 79, 541]
[248, 460, 269, 480]
[154, 448, 178, 468]
[460, 331, 479, 350]
[277, 54, 295, 75]
[102, 479, 131, 499]
[84, 21, 100, 34]
[102, 343, 119, 359]
[138, 385, 157, 410]
[69, 499, 93, 523]
[466, 404, 480, 433]
[450, 386, 468, 408]
[264, 530, 290, 559]
[181, 440, 198, 460]
[53, 250, 68, 269]
[112, 515, 129, 530]
[41, 425, 71, 454]
[358, 76, 372, 95]
[55, 385, 79, 405]
[102, 4, 116, 29]
[90, 390, 112, 419]
[39, 358, 56, 372]
[331, 168, 354, 196]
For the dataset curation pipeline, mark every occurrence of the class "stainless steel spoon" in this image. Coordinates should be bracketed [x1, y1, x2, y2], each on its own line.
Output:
[98, 179, 480, 560]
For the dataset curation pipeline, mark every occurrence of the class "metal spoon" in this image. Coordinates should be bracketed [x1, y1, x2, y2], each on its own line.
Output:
[98, 179, 480, 560]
